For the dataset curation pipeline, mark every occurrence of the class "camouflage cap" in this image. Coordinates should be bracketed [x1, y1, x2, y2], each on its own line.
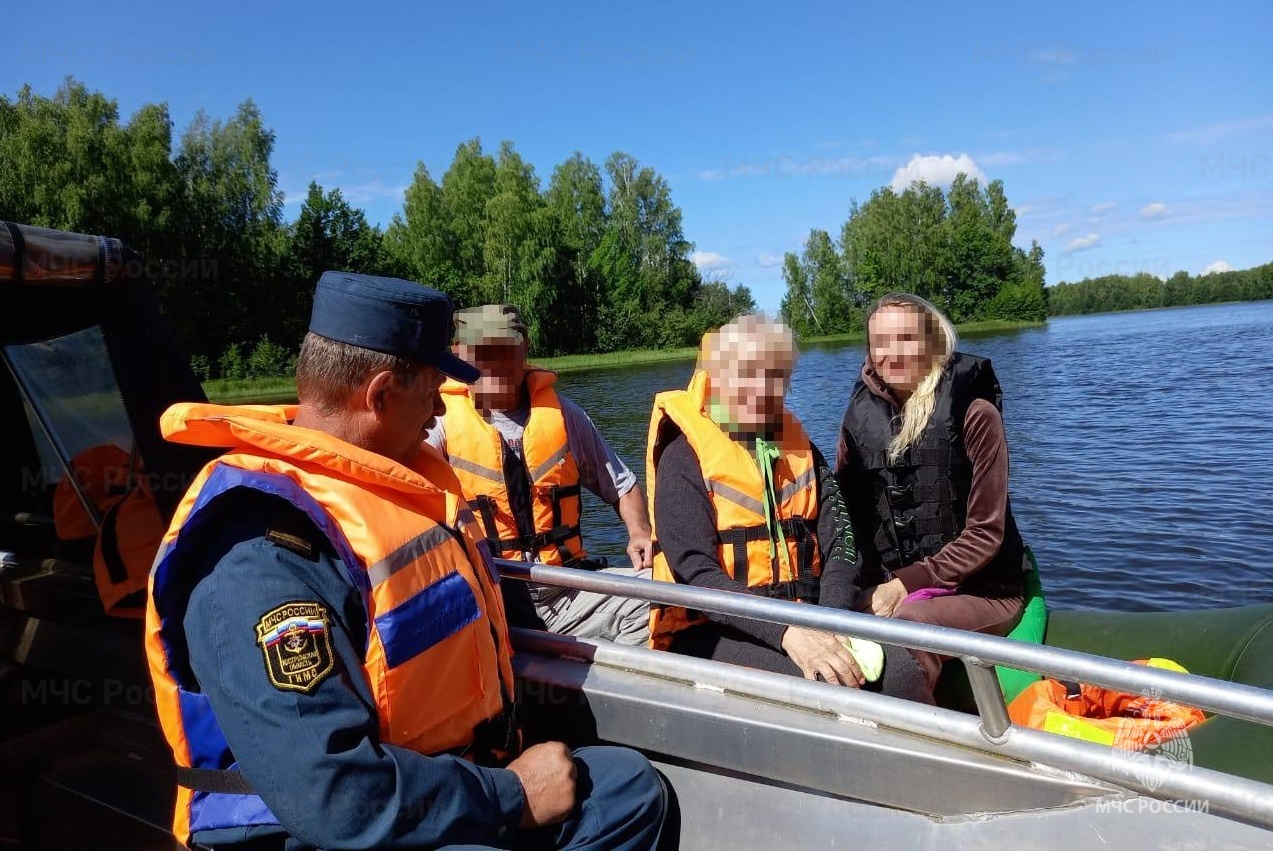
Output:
[453, 303, 528, 345]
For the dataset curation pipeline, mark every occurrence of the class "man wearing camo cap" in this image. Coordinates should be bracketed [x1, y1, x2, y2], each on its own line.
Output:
[426, 303, 652, 645]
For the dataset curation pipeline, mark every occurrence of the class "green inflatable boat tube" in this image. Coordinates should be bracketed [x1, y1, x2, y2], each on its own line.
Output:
[995, 549, 1048, 702]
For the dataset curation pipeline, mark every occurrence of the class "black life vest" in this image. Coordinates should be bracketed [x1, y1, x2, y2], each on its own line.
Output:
[839, 353, 1025, 590]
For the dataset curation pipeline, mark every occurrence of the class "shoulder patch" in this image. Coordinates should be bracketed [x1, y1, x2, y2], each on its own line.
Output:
[255, 601, 335, 693]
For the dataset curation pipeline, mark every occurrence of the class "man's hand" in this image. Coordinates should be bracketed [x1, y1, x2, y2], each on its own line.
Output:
[625, 531, 654, 570]
[615, 487, 654, 569]
[861, 577, 908, 617]
[506, 742, 577, 829]
[780, 626, 865, 687]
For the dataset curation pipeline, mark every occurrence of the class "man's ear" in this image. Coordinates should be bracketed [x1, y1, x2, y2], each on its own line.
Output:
[363, 370, 398, 416]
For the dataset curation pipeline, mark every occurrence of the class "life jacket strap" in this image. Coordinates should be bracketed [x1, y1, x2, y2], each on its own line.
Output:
[175, 766, 255, 795]
[718, 518, 817, 585]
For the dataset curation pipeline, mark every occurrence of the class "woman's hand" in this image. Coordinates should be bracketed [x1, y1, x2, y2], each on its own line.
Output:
[861, 577, 908, 617]
[780, 627, 865, 687]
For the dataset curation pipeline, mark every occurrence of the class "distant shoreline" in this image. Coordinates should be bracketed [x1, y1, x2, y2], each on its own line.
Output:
[202, 318, 1044, 404]
[1047, 296, 1273, 320]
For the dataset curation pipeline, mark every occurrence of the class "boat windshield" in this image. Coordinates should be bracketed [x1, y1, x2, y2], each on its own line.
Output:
[5, 325, 134, 498]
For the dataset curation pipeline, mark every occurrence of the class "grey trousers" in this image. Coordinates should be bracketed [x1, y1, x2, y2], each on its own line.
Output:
[531, 567, 652, 646]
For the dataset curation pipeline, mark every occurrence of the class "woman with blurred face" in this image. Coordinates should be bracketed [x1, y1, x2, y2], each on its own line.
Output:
[645, 315, 932, 702]
[836, 293, 1028, 689]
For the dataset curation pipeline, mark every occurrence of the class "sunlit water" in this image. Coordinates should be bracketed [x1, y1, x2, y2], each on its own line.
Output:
[560, 300, 1273, 612]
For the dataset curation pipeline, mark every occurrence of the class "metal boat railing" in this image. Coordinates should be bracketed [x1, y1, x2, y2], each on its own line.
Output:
[497, 560, 1273, 829]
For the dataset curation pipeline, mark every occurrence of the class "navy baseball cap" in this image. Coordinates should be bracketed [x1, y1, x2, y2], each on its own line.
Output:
[308, 272, 480, 383]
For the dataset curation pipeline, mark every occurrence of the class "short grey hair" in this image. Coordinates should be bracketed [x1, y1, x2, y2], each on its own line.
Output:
[295, 332, 421, 414]
[700, 313, 798, 376]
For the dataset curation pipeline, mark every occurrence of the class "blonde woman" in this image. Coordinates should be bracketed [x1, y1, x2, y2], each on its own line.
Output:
[647, 315, 931, 702]
[836, 294, 1027, 689]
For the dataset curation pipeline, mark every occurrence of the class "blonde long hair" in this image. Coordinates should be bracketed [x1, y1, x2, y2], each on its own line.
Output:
[865, 294, 958, 463]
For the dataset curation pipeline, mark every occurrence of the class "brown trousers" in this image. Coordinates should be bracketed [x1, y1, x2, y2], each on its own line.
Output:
[893, 593, 1025, 689]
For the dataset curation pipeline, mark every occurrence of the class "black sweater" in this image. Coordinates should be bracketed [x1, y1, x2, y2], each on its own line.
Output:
[654, 433, 864, 651]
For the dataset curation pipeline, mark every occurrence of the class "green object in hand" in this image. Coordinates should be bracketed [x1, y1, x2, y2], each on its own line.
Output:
[840, 636, 885, 683]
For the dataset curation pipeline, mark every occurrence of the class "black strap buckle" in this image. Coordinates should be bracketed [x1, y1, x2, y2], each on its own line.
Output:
[886, 484, 916, 507]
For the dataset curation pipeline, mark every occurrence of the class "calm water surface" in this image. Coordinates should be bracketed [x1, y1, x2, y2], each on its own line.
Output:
[559, 301, 1273, 612]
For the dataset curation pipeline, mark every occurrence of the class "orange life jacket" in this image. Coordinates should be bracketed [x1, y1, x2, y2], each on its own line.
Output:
[1007, 659, 1207, 750]
[646, 371, 822, 650]
[52, 442, 164, 618]
[145, 403, 516, 846]
[439, 370, 585, 565]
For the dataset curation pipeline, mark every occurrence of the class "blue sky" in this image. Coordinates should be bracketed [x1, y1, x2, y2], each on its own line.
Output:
[9, 0, 1272, 312]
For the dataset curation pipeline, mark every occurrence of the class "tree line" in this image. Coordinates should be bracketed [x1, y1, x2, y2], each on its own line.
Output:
[1045, 264, 1273, 316]
[0, 79, 754, 376]
[9, 81, 1264, 375]
[779, 176, 1050, 337]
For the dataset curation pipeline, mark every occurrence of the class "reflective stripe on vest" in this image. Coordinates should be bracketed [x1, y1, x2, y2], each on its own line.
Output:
[145, 403, 515, 845]
[440, 370, 585, 565]
[645, 372, 821, 650]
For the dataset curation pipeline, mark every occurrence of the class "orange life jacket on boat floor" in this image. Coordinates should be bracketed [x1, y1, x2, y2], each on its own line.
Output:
[1007, 658, 1207, 749]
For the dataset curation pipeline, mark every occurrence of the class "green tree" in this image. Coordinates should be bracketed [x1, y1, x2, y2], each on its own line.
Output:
[482, 142, 558, 351]
[779, 249, 816, 337]
[780, 229, 855, 336]
[282, 181, 386, 345]
[603, 151, 700, 348]
[171, 100, 285, 359]
[439, 138, 498, 306]
[0, 79, 179, 259]
[1045, 262, 1273, 316]
[545, 153, 607, 351]
[832, 174, 1045, 323]
[383, 162, 459, 292]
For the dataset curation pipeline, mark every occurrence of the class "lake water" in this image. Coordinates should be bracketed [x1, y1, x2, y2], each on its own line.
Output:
[558, 300, 1273, 613]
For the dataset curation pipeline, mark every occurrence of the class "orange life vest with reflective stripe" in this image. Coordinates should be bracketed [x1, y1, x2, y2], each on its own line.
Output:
[439, 370, 585, 565]
[1007, 659, 1207, 750]
[144, 404, 516, 846]
[52, 442, 165, 618]
[646, 371, 821, 650]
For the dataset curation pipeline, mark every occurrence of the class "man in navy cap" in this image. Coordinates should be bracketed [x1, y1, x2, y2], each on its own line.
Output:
[145, 272, 666, 850]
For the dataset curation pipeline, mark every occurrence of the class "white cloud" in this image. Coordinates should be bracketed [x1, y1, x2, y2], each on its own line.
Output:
[1090, 201, 1118, 214]
[890, 153, 987, 192]
[1052, 223, 1073, 237]
[692, 251, 732, 272]
[1165, 115, 1273, 146]
[1203, 260, 1234, 275]
[1140, 202, 1168, 220]
[1065, 233, 1101, 253]
[757, 252, 784, 268]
